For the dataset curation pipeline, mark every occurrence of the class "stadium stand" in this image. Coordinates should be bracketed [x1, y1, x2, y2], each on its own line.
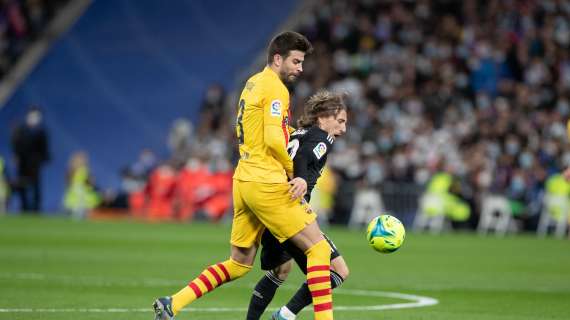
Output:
[286, 0, 570, 230]
[0, 0, 70, 78]
[2, 0, 570, 234]
[0, 0, 301, 212]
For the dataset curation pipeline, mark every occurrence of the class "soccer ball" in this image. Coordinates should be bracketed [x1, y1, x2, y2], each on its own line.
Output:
[366, 215, 406, 253]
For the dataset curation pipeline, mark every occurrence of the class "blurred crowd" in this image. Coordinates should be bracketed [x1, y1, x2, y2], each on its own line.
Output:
[96, 84, 235, 222]
[125, 0, 570, 227]
[0, 0, 69, 78]
[280, 0, 570, 227]
[6, 0, 570, 230]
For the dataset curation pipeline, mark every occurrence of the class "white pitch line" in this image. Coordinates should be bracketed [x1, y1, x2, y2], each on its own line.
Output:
[0, 272, 439, 313]
[0, 289, 438, 313]
[334, 288, 439, 311]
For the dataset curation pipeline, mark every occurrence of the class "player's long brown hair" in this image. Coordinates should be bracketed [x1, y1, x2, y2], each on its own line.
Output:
[297, 90, 347, 128]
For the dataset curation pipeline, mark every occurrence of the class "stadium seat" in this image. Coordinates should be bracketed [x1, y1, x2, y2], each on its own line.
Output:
[413, 193, 449, 234]
[477, 195, 516, 236]
[537, 195, 569, 239]
[349, 189, 385, 229]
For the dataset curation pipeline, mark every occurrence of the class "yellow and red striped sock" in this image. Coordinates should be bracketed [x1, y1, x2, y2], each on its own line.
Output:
[305, 240, 333, 320]
[170, 258, 251, 314]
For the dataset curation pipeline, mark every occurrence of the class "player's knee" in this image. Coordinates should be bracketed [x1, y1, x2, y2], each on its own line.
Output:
[342, 266, 350, 280]
[334, 263, 349, 280]
[331, 257, 349, 280]
[272, 259, 292, 281]
[230, 245, 257, 266]
[225, 258, 252, 280]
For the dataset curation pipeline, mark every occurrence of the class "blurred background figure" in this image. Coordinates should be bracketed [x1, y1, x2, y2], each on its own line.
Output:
[63, 151, 100, 219]
[167, 118, 194, 169]
[199, 83, 227, 132]
[10, 106, 50, 213]
[131, 148, 158, 180]
[310, 166, 338, 225]
[144, 161, 178, 221]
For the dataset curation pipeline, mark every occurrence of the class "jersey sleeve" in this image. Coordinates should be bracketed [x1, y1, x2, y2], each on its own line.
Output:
[263, 85, 293, 176]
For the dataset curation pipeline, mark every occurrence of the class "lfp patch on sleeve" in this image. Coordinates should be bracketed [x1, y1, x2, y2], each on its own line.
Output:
[270, 100, 282, 117]
[313, 142, 327, 159]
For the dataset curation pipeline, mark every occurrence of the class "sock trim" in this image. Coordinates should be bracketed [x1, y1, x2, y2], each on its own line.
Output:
[265, 270, 284, 286]
[229, 258, 253, 269]
[330, 270, 344, 288]
[304, 239, 328, 255]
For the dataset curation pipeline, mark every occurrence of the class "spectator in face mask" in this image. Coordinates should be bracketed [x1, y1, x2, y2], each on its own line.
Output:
[10, 106, 50, 213]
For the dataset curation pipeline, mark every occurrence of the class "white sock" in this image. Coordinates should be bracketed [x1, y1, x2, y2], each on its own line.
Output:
[279, 306, 296, 320]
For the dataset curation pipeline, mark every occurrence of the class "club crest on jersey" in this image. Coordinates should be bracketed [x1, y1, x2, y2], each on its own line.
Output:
[313, 142, 327, 159]
[270, 100, 282, 117]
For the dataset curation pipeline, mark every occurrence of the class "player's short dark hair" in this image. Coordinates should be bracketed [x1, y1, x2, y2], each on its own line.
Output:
[267, 31, 313, 65]
[297, 90, 347, 128]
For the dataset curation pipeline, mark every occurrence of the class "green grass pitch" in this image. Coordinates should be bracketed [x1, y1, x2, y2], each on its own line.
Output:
[0, 215, 569, 319]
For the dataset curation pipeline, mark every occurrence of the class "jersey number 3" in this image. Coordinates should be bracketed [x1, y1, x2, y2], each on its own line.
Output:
[236, 99, 245, 145]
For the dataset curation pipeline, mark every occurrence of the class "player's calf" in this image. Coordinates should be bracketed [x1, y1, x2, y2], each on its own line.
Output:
[273, 259, 292, 281]
[275, 255, 348, 320]
[156, 258, 251, 318]
[305, 239, 333, 320]
[156, 245, 256, 317]
[330, 256, 349, 281]
[276, 268, 346, 320]
[246, 260, 293, 320]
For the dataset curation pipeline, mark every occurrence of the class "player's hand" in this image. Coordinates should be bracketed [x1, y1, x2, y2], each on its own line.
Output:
[288, 177, 307, 200]
[564, 168, 570, 181]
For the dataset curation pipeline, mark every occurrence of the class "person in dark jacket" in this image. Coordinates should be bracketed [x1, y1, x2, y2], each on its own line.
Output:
[10, 106, 50, 212]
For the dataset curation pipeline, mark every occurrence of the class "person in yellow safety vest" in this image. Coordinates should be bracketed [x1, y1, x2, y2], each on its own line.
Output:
[560, 119, 570, 224]
[0, 157, 9, 213]
[544, 173, 570, 222]
[424, 171, 470, 222]
[563, 120, 570, 182]
[63, 152, 100, 219]
[311, 166, 337, 220]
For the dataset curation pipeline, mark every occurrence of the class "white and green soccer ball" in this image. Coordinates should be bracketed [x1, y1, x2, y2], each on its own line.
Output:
[366, 215, 406, 253]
